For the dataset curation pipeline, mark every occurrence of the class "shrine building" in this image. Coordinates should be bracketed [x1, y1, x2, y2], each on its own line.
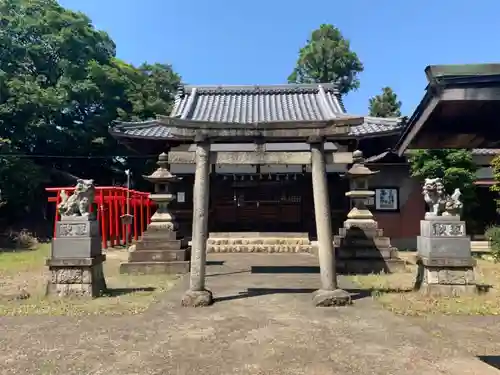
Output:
[110, 83, 498, 249]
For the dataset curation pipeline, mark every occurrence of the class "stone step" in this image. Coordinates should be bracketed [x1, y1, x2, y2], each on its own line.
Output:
[135, 239, 187, 251]
[207, 244, 312, 253]
[207, 238, 310, 246]
[338, 228, 384, 238]
[334, 236, 392, 248]
[141, 230, 179, 241]
[337, 248, 397, 260]
[120, 261, 190, 275]
[129, 249, 188, 262]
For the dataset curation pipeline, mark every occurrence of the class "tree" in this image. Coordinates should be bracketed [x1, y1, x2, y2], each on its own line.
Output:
[489, 156, 500, 211]
[368, 87, 402, 117]
[0, 0, 180, 219]
[408, 150, 478, 221]
[288, 24, 364, 95]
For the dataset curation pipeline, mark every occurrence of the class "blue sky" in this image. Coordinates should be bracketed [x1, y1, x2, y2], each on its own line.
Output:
[59, 0, 500, 116]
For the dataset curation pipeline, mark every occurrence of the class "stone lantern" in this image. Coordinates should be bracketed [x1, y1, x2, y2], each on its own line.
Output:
[333, 150, 405, 274]
[142, 152, 180, 232]
[344, 150, 379, 229]
[120, 152, 190, 275]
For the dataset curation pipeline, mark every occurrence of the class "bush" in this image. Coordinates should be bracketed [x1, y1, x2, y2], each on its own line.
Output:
[0, 229, 38, 251]
[484, 226, 500, 262]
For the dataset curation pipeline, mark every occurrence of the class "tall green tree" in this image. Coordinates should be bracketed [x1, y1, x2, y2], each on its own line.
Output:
[288, 24, 364, 94]
[368, 87, 402, 117]
[0, 0, 180, 218]
[408, 150, 478, 221]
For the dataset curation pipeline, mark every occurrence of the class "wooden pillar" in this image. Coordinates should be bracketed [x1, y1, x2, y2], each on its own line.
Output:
[308, 137, 351, 307]
[181, 134, 213, 307]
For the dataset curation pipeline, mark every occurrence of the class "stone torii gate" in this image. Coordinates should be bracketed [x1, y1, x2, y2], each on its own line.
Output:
[168, 128, 355, 307]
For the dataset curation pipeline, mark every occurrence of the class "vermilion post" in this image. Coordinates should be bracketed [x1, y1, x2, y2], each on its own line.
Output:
[140, 195, 145, 237]
[114, 188, 120, 246]
[146, 198, 151, 225]
[133, 195, 139, 241]
[121, 189, 126, 245]
[53, 190, 61, 238]
[99, 189, 107, 249]
[108, 189, 114, 247]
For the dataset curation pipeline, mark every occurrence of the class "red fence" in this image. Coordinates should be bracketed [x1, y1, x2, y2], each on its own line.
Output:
[46, 186, 155, 249]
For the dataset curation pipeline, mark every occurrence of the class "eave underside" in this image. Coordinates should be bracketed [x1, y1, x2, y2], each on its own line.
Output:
[396, 75, 500, 154]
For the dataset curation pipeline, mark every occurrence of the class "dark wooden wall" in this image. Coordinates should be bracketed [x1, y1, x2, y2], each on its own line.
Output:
[169, 173, 349, 238]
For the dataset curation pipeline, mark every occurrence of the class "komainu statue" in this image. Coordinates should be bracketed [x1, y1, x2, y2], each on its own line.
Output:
[422, 177, 463, 217]
[57, 179, 96, 218]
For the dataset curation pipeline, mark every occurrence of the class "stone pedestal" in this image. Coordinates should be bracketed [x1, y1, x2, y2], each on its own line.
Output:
[334, 222, 406, 274]
[120, 152, 190, 275]
[120, 226, 190, 274]
[415, 216, 478, 296]
[46, 217, 107, 298]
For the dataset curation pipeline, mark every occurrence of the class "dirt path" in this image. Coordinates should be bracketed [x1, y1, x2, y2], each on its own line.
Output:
[0, 253, 499, 375]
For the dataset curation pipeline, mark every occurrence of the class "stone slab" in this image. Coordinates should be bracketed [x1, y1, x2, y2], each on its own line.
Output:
[207, 244, 312, 253]
[56, 219, 100, 238]
[120, 261, 190, 275]
[129, 249, 188, 262]
[420, 219, 466, 238]
[135, 239, 187, 251]
[338, 227, 384, 238]
[141, 230, 179, 241]
[334, 236, 392, 248]
[336, 247, 396, 260]
[418, 256, 476, 267]
[417, 236, 471, 260]
[419, 284, 479, 297]
[422, 266, 475, 285]
[46, 255, 106, 267]
[51, 236, 102, 259]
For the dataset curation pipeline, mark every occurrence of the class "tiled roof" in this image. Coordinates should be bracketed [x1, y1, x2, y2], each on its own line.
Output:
[110, 83, 404, 139]
[171, 84, 346, 123]
[350, 117, 402, 137]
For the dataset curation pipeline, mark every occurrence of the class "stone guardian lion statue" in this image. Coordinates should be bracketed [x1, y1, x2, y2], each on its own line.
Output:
[57, 179, 96, 218]
[422, 177, 463, 217]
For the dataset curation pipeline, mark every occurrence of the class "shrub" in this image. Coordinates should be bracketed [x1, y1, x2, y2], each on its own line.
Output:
[0, 229, 38, 250]
[484, 226, 500, 262]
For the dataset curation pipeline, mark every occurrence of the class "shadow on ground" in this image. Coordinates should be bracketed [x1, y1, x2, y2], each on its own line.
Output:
[212, 286, 414, 303]
[104, 287, 156, 297]
[478, 356, 500, 369]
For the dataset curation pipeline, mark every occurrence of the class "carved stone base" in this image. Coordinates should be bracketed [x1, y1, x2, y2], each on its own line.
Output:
[312, 289, 351, 307]
[46, 256, 107, 298]
[414, 259, 479, 297]
[181, 289, 213, 307]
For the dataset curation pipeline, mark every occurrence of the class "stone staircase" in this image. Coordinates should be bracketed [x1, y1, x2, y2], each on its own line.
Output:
[206, 232, 312, 253]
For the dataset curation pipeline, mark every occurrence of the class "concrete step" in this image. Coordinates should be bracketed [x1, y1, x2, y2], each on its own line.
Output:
[120, 261, 189, 275]
[129, 249, 188, 262]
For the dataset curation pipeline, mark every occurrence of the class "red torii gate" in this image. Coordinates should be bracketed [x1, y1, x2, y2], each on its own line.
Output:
[46, 186, 154, 249]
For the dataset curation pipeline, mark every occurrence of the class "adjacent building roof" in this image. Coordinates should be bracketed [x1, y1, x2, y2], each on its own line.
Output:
[110, 83, 403, 140]
[395, 64, 500, 154]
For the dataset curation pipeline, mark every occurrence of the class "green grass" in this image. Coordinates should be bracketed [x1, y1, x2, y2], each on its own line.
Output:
[0, 244, 180, 316]
[348, 254, 500, 316]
